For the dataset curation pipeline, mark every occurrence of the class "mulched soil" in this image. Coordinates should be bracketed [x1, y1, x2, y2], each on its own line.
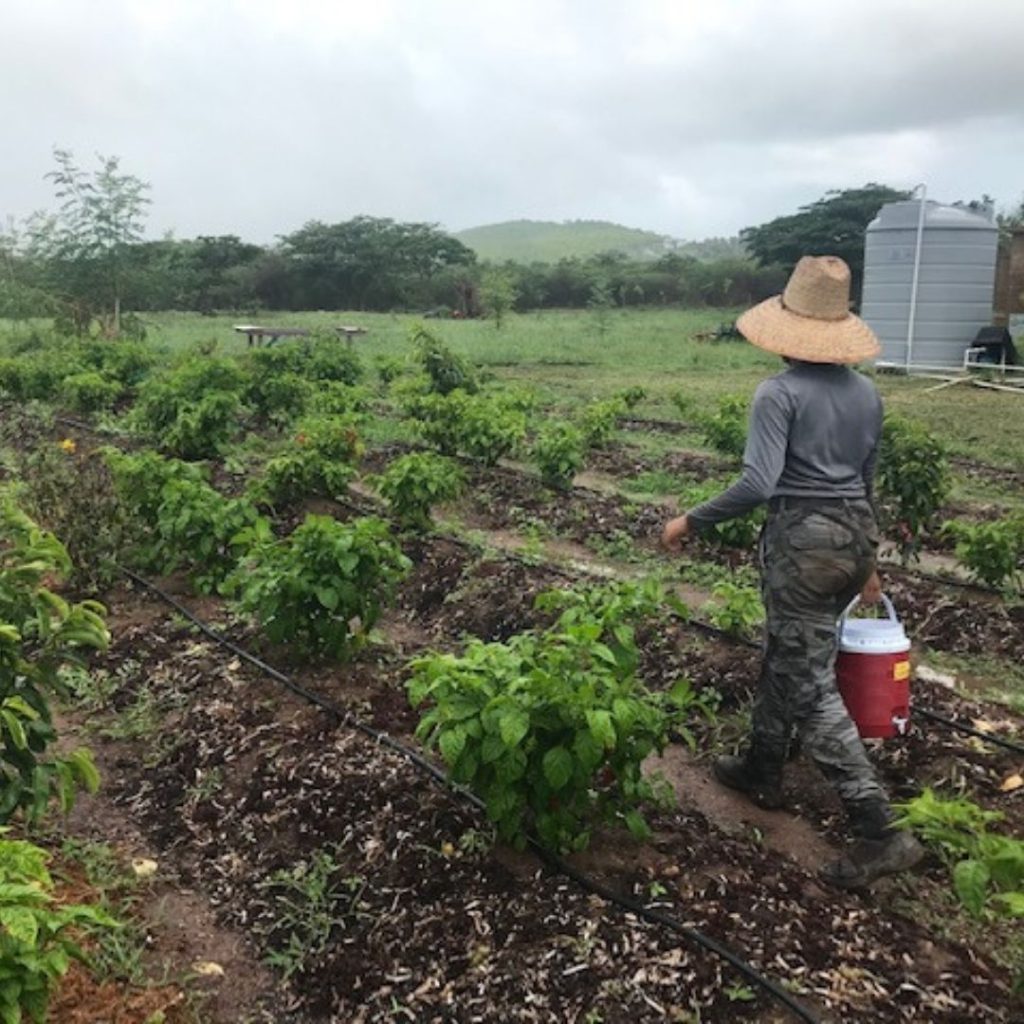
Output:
[68, 546, 1022, 1023]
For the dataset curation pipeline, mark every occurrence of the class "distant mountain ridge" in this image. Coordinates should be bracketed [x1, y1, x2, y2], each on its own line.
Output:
[454, 219, 746, 263]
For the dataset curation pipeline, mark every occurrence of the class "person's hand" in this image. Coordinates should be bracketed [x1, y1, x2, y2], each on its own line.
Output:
[661, 515, 690, 553]
[860, 569, 882, 605]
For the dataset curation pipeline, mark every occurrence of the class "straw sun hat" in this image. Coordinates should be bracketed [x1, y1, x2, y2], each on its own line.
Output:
[737, 255, 880, 364]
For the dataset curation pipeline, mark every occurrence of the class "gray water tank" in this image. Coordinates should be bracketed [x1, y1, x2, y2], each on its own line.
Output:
[861, 200, 998, 369]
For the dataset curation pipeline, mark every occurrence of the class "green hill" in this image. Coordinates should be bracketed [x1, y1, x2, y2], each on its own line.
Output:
[454, 219, 745, 263]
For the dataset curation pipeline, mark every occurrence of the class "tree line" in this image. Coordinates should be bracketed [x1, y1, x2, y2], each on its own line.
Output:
[3, 150, 1015, 336]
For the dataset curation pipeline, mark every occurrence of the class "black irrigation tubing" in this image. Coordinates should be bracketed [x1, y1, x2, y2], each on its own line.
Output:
[915, 706, 1024, 757]
[118, 565, 821, 1024]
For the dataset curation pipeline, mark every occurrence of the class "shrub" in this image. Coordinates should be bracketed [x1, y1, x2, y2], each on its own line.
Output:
[151, 478, 270, 594]
[248, 336, 363, 387]
[105, 449, 206, 534]
[0, 351, 78, 402]
[409, 581, 699, 852]
[458, 395, 526, 465]
[0, 501, 107, 822]
[231, 515, 411, 660]
[407, 390, 469, 455]
[532, 421, 585, 491]
[877, 415, 950, 563]
[0, 837, 116, 1024]
[943, 517, 1024, 592]
[245, 371, 313, 424]
[412, 324, 476, 395]
[895, 789, 1024, 918]
[59, 370, 123, 413]
[309, 382, 373, 417]
[253, 416, 363, 507]
[679, 480, 764, 548]
[616, 386, 647, 411]
[133, 358, 247, 459]
[700, 395, 748, 459]
[14, 441, 128, 592]
[579, 397, 628, 449]
[106, 449, 266, 591]
[376, 453, 465, 529]
[703, 581, 764, 638]
[375, 356, 404, 387]
[78, 339, 154, 386]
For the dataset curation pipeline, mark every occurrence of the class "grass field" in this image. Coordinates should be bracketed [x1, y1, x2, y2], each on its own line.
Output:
[72, 307, 1024, 468]
[3, 305, 1023, 467]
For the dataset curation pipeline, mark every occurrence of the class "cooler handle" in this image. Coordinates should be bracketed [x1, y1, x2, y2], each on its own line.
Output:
[838, 593, 898, 641]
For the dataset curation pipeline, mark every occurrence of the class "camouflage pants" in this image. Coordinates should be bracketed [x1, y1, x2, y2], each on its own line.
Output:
[752, 498, 889, 812]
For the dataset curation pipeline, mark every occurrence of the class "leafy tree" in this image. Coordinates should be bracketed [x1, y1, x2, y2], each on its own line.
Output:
[278, 216, 474, 310]
[480, 265, 519, 328]
[741, 184, 910, 303]
[26, 148, 151, 335]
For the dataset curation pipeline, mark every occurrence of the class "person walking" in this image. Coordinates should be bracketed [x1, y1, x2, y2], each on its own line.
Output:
[661, 255, 922, 888]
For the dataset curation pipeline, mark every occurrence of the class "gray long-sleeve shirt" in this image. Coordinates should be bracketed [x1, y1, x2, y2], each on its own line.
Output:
[687, 362, 883, 531]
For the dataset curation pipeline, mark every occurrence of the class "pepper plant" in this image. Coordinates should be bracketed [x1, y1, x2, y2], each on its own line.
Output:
[0, 501, 107, 822]
[408, 581, 700, 852]
[252, 416, 363, 507]
[0, 836, 117, 1023]
[895, 789, 1024, 918]
[943, 516, 1024, 593]
[376, 452, 465, 530]
[532, 421, 585, 491]
[877, 415, 950, 563]
[230, 514, 411, 660]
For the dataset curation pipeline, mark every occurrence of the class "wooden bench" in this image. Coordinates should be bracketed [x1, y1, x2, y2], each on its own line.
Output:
[234, 324, 368, 348]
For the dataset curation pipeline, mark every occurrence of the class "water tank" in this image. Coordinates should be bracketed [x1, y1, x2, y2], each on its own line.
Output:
[861, 200, 998, 369]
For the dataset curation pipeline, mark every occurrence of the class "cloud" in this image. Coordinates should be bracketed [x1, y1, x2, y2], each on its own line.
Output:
[2, 0, 1023, 243]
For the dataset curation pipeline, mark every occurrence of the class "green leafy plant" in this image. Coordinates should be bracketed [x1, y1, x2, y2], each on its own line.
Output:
[106, 447, 267, 591]
[376, 452, 465, 529]
[943, 517, 1024, 593]
[253, 416, 362, 507]
[877, 416, 950, 563]
[578, 397, 628, 449]
[0, 502, 107, 822]
[616, 386, 646, 411]
[895, 789, 1024, 918]
[703, 581, 764, 638]
[244, 370, 313, 425]
[59, 371, 123, 414]
[408, 581, 699, 852]
[13, 441, 128, 592]
[457, 395, 526, 466]
[0, 835, 118, 1023]
[248, 335, 363, 387]
[257, 848, 369, 981]
[412, 324, 476, 394]
[699, 395, 748, 459]
[374, 356, 404, 387]
[133, 359, 246, 460]
[532, 421, 585, 491]
[405, 390, 469, 456]
[309, 381, 372, 418]
[230, 515, 411, 660]
[150, 479, 269, 594]
[679, 480, 764, 548]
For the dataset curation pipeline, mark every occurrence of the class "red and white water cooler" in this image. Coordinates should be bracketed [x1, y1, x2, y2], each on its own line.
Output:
[836, 594, 911, 739]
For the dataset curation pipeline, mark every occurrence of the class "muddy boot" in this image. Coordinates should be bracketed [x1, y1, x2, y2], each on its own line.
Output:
[712, 746, 783, 810]
[819, 800, 924, 889]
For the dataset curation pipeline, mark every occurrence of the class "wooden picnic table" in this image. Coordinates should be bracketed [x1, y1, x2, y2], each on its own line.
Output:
[233, 324, 368, 348]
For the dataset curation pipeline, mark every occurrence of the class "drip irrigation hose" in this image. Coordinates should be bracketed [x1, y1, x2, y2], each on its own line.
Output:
[118, 566, 821, 1024]
[915, 706, 1024, 757]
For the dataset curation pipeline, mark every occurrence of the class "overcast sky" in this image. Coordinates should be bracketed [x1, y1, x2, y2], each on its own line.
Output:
[4, 0, 1024, 244]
